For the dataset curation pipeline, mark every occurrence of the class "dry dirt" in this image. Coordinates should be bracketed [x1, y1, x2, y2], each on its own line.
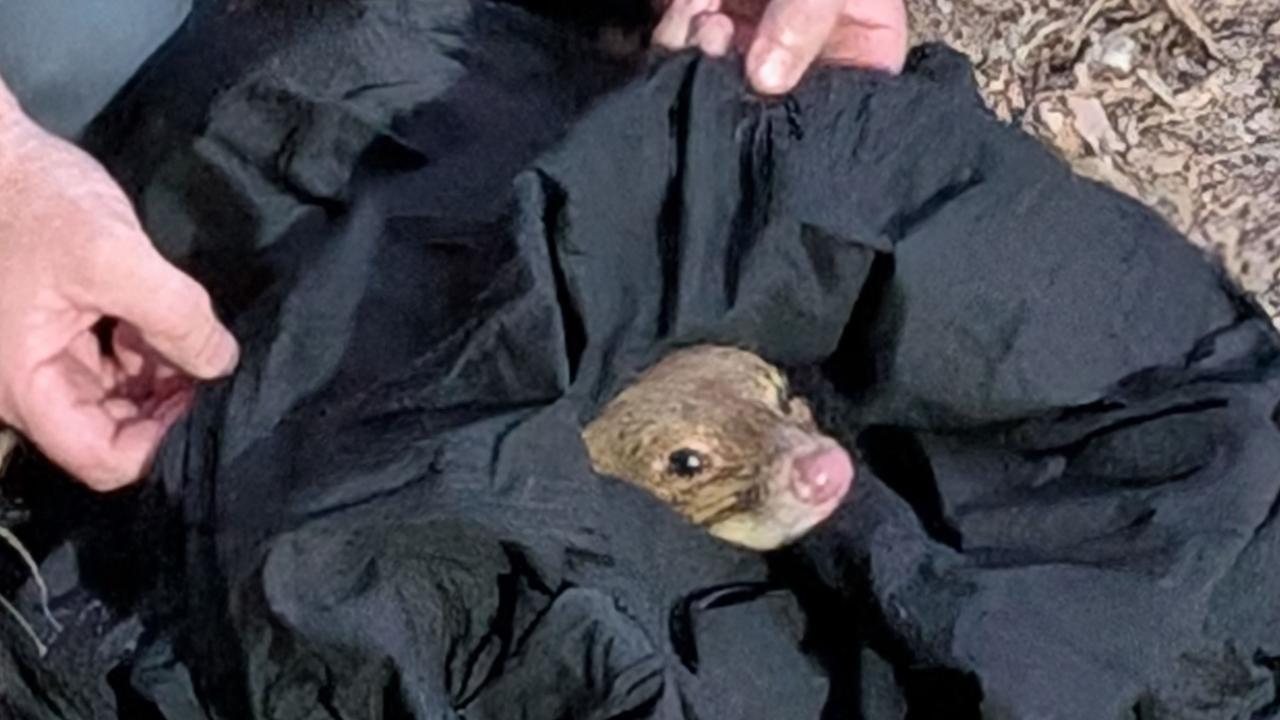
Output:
[907, 0, 1280, 320]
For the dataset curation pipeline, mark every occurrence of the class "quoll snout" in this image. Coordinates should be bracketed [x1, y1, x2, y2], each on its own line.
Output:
[791, 445, 854, 505]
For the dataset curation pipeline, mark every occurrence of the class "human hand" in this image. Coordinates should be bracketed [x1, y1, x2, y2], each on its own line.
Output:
[652, 0, 908, 95]
[0, 92, 239, 491]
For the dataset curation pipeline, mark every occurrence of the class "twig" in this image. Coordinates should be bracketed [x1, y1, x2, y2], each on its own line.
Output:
[1068, 0, 1116, 57]
[0, 591, 45, 657]
[1160, 0, 1225, 61]
[1136, 68, 1181, 109]
[0, 430, 15, 478]
[0, 523, 61, 657]
[1016, 16, 1076, 68]
[0, 429, 55, 656]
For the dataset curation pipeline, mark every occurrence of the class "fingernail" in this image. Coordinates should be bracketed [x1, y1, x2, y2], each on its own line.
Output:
[757, 50, 792, 92]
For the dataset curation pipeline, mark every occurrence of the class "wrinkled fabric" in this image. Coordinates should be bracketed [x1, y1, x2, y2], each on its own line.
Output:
[3, 2, 1280, 719]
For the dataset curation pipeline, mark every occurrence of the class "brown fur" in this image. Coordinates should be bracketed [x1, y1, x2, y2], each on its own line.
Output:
[582, 345, 849, 549]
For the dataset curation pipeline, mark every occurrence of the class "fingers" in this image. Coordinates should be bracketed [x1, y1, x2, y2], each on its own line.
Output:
[653, 0, 737, 60]
[0, 92, 225, 492]
[111, 321, 196, 413]
[692, 13, 735, 56]
[85, 242, 239, 382]
[823, 0, 909, 74]
[653, 0, 720, 49]
[745, 0, 845, 94]
[18, 354, 166, 491]
[655, 0, 908, 92]
[11, 325, 198, 491]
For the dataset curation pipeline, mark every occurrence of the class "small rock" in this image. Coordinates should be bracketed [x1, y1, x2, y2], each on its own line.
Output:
[1098, 33, 1139, 75]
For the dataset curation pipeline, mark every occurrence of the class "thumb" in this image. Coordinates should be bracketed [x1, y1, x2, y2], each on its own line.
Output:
[744, 0, 844, 94]
[86, 242, 239, 381]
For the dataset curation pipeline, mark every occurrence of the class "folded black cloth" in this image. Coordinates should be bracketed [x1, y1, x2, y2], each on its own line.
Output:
[3, 2, 1278, 718]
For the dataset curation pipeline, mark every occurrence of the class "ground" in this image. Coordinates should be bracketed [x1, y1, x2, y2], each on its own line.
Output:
[908, 0, 1280, 320]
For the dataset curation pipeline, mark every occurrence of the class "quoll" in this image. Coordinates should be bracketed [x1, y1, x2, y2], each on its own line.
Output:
[582, 345, 854, 550]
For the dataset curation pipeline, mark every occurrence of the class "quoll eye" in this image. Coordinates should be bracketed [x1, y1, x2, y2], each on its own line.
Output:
[667, 449, 708, 478]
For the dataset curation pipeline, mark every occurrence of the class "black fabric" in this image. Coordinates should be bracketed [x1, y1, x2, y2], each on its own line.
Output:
[3, 2, 1280, 718]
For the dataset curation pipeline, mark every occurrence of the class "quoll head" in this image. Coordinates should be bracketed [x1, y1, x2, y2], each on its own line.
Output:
[582, 345, 854, 550]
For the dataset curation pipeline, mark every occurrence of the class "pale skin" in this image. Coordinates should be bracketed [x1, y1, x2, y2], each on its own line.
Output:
[0, 80, 239, 491]
[653, 0, 908, 94]
[0, 0, 906, 492]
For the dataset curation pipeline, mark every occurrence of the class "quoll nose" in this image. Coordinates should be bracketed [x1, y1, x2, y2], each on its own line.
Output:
[791, 446, 854, 505]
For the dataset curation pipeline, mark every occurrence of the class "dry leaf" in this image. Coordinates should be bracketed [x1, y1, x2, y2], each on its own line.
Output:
[1151, 153, 1189, 175]
[1069, 95, 1124, 154]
